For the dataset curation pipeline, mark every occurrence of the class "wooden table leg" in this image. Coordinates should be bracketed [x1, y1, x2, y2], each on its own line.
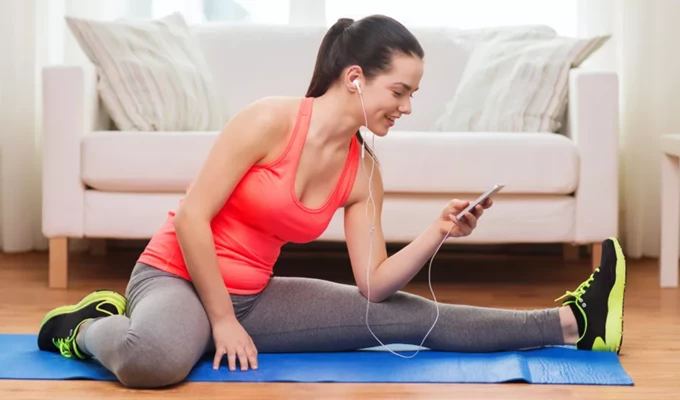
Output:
[592, 242, 602, 271]
[661, 153, 679, 287]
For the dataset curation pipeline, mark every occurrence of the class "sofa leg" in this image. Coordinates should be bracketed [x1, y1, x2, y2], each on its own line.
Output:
[49, 237, 68, 289]
[591, 242, 602, 271]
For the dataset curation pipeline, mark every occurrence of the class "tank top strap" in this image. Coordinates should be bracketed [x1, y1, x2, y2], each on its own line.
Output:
[288, 97, 314, 159]
[284, 97, 360, 210]
[335, 135, 361, 207]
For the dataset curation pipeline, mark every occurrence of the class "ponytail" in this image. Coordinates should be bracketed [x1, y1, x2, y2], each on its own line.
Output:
[306, 18, 371, 154]
[306, 18, 354, 98]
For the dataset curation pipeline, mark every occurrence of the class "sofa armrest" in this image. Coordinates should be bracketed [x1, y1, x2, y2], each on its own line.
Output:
[564, 69, 619, 243]
[42, 64, 109, 238]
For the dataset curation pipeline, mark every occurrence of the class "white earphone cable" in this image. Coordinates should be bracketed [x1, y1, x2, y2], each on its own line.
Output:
[357, 86, 452, 358]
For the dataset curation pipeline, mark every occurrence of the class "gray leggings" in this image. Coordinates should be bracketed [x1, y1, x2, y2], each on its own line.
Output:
[77, 263, 564, 388]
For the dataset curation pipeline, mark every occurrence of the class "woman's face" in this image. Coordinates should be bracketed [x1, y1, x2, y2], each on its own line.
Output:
[359, 54, 424, 136]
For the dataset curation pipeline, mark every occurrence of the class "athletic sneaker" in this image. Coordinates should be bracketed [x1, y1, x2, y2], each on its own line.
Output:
[555, 237, 626, 353]
[37, 290, 127, 359]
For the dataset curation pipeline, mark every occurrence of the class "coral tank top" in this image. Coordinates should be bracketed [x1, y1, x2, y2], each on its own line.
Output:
[137, 97, 360, 294]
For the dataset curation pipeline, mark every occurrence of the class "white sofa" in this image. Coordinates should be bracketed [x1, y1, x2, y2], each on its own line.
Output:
[42, 24, 619, 289]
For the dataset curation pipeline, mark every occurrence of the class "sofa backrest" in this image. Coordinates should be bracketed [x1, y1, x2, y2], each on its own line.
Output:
[192, 24, 471, 131]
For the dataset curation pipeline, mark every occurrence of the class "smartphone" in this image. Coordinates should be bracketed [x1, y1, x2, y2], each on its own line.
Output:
[456, 184, 505, 221]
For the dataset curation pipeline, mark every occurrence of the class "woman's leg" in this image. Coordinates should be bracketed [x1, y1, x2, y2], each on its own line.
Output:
[76, 264, 213, 388]
[241, 237, 626, 354]
[241, 276, 564, 353]
[38, 263, 258, 388]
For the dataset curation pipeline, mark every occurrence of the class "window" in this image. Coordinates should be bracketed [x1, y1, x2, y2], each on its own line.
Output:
[149, 0, 291, 24]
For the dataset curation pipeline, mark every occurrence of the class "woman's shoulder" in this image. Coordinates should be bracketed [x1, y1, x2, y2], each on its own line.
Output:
[222, 96, 306, 166]
[236, 96, 305, 137]
[244, 96, 305, 122]
[251, 95, 304, 109]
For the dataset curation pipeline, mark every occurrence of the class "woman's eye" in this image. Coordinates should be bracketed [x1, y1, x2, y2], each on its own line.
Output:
[393, 91, 415, 99]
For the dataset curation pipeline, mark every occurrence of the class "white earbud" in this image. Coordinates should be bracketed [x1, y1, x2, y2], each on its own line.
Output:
[353, 78, 362, 94]
[354, 78, 366, 159]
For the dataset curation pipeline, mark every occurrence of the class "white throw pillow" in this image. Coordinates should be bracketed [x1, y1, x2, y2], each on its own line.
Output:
[434, 30, 610, 133]
[66, 12, 223, 132]
[453, 25, 558, 50]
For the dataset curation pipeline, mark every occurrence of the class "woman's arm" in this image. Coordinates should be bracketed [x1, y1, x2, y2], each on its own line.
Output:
[344, 158, 490, 303]
[174, 98, 289, 324]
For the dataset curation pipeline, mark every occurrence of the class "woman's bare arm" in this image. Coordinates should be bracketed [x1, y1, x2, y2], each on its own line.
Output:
[174, 98, 289, 324]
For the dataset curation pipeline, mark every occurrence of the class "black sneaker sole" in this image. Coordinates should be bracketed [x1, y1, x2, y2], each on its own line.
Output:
[607, 237, 626, 354]
[592, 237, 626, 353]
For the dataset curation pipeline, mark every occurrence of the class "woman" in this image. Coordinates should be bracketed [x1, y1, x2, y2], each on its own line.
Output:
[37, 15, 627, 389]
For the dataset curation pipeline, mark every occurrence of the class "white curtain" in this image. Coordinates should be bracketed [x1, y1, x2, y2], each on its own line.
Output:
[579, 0, 680, 258]
[0, 0, 130, 253]
[0, 0, 46, 252]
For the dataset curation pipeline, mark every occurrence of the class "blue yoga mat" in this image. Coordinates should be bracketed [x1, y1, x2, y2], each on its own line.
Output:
[0, 334, 633, 385]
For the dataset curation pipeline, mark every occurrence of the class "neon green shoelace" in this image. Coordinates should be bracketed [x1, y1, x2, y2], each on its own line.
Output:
[51, 318, 92, 359]
[554, 267, 599, 342]
[52, 337, 76, 358]
[555, 267, 599, 304]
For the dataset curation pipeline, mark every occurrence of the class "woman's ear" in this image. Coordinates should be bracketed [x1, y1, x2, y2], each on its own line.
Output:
[345, 65, 363, 93]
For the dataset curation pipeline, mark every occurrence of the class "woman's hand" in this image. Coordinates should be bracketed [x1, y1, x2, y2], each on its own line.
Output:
[211, 316, 258, 372]
[438, 197, 493, 238]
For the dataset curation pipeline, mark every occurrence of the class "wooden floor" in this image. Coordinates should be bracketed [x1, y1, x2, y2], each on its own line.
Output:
[0, 246, 679, 399]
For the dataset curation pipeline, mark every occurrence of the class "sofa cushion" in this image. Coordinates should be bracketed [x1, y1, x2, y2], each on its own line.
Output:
[82, 191, 576, 243]
[193, 24, 471, 132]
[373, 131, 579, 194]
[82, 130, 578, 195]
[81, 131, 218, 192]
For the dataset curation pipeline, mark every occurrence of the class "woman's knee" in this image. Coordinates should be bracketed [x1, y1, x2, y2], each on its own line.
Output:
[112, 331, 201, 389]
